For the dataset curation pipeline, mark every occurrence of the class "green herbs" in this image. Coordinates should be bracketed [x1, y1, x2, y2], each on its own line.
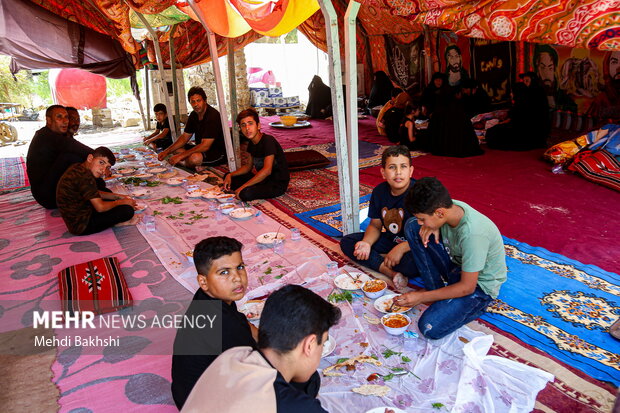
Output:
[122, 177, 144, 186]
[432, 403, 445, 409]
[327, 290, 353, 303]
[401, 355, 411, 363]
[336, 357, 349, 364]
[146, 180, 161, 187]
[381, 347, 402, 359]
[153, 210, 162, 216]
[264, 267, 273, 275]
[161, 196, 183, 204]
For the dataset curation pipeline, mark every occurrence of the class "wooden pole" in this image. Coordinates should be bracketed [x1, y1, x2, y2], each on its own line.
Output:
[317, 0, 354, 235]
[169, 24, 181, 135]
[187, 0, 237, 172]
[133, 10, 178, 142]
[344, 0, 361, 232]
[143, 68, 151, 130]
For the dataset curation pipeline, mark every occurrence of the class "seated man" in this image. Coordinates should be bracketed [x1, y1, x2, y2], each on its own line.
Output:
[171, 236, 258, 409]
[143, 103, 173, 150]
[158, 87, 225, 168]
[394, 177, 507, 339]
[56, 146, 138, 235]
[223, 108, 289, 201]
[27, 105, 92, 208]
[340, 145, 417, 288]
[181, 284, 340, 412]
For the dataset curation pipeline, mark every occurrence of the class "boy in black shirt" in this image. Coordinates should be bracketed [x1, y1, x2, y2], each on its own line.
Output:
[143, 103, 173, 150]
[171, 236, 257, 409]
[340, 145, 418, 288]
[223, 108, 289, 201]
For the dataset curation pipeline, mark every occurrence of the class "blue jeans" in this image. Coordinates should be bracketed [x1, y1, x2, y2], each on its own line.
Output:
[404, 218, 493, 339]
[339, 232, 419, 280]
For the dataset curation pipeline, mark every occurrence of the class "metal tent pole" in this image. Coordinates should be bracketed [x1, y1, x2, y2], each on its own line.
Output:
[317, 0, 354, 235]
[133, 10, 178, 142]
[187, 0, 237, 172]
[168, 24, 181, 134]
[143, 68, 151, 130]
[344, 0, 360, 233]
[227, 39, 240, 167]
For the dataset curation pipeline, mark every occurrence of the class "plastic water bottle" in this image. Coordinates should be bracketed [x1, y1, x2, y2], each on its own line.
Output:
[551, 165, 565, 174]
[290, 228, 301, 241]
[216, 209, 223, 221]
[145, 215, 156, 232]
[255, 210, 265, 224]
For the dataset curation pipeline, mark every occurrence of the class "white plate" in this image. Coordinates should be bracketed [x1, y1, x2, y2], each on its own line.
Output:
[132, 190, 152, 199]
[374, 294, 412, 314]
[219, 203, 236, 214]
[149, 167, 168, 173]
[365, 408, 406, 413]
[117, 168, 136, 175]
[229, 208, 255, 220]
[166, 178, 184, 186]
[201, 191, 222, 199]
[239, 300, 265, 321]
[215, 193, 235, 203]
[322, 334, 336, 358]
[133, 173, 153, 179]
[333, 272, 372, 290]
[186, 190, 207, 198]
[256, 232, 286, 245]
[104, 174, 122, 181]
[134, 203, 147, 213]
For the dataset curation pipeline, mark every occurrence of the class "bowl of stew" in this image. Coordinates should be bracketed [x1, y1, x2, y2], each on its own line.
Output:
[381, 313, 411, 335]
[361, 279, 387, 299]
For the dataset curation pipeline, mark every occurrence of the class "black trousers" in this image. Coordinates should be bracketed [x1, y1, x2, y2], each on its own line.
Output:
[229, 173, 288, 202]
[81, 205, 134, 235]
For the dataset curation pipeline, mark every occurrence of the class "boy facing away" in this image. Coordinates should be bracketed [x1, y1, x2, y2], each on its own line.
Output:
[56, 146, 138, 235]
[340, 145, 418, 288]
[181, 284, 341, 413]
[143, 103, 173, 150]
[394, 177, 507, 339]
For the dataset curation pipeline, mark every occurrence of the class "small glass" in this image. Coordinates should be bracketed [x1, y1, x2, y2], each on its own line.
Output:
[290, 228, 301, 241]
[326, 261, 338, 276]
[273, 239, 284, 254]
[144, 215, 156, 232]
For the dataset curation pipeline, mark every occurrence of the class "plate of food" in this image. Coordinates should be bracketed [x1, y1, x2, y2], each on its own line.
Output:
[256, 232, 286, 245]
[201, 190, 222, 199]
[122, 154, 136, 161]
[133, 173, 153, 179]
[186, 173, 212, 182]
[134, 203, 147, 213]
[186, 189, 207, 198]
[229, 207, 255, 220]
[215, 193, 235, 203]
[239, 299, 265, 321]
[219, 203, 236, 214]
[158, 170, 177, 179]
[322, 334, 336, 358]
[374, 294, 412, 314]
[268, 120, 312, 129]
[132, 189, 152, 199]
[333, 272, 372, 290]
[149, 167, 167, 173]
[144, 162, 160, 168]
[104, 173, 123, 181]
[166, 178, 184, 186]
[117, 167, 136, 175]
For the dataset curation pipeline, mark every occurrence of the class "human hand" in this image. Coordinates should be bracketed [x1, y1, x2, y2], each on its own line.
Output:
[384, 247, 404, 269]
[393, 291, 425, 307]
[168, 154, 182, 166]
[223, 174, 232, 191]
[419, 226, 440, 248]
[353, 241, 371, 260]
[157, 151, 167, 161]
[392, 272, 409, 290]
[234, 187, 243, 198]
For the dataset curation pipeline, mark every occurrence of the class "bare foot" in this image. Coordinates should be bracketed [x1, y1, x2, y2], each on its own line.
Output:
[115, 214, 143, 227]
[392, 272, 409, 290]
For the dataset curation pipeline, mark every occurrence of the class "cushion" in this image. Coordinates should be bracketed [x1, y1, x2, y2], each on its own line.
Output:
[285, 150, 330, 171]
[57, 256, 133, 315]
[568, 149, 620, 192]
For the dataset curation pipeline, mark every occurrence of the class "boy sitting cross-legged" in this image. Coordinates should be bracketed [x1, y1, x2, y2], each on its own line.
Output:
[56, 146, 138, 235]
[394, 177, 507, 339]
[340, 145, 418, 288]
[143, 103, 173, 150]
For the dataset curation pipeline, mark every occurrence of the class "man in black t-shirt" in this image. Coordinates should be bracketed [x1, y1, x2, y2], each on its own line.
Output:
[157, 87, 225, 168]
[223, 108, 289, 201]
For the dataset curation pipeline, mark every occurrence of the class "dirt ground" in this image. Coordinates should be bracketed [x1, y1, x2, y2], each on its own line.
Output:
[0, 120, 145, 158]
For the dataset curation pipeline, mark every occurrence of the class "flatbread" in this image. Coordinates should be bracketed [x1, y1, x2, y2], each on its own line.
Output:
[351, 384, 390, 397]
[322, 354, 382, 377]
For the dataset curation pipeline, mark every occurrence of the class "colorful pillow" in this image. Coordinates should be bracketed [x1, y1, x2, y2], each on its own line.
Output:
[285, 150, 330, 171]
[57, 257, 133, 315]
[568, 150, 620, 193]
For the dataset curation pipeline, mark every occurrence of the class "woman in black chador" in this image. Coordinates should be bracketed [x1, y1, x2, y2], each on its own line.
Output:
[305, 75, 332, 119]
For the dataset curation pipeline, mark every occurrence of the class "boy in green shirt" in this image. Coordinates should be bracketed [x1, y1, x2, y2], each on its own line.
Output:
[395, 177, 507, 339]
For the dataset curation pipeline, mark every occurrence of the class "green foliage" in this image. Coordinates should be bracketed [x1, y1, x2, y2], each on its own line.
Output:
[106, 70, 144, 98]
[0, 56, 50, 106]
